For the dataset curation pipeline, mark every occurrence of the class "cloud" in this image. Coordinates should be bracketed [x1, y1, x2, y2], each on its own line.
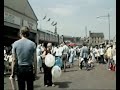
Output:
[48, 8, 73, 16]
[47, 4, 78, 16]
[87, 0, 97, 5]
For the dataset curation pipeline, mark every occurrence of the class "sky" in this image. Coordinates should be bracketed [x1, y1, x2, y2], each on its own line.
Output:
[28, 0, 116, 40]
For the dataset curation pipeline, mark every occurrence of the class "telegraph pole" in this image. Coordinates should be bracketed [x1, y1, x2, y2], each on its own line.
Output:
[85, 26, 87, 42]
[108, 13, 110, 43]
[85, 26, 87, 38]
[97, 13, 111, 44]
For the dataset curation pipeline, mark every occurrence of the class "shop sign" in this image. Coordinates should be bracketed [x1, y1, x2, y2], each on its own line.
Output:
[40, 32, 44, 40]
[23, 20, 37, 30]
[4, 12, 21, 25]
[45, 33, 49, 41]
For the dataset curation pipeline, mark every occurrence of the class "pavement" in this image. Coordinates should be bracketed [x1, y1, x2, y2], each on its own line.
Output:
[4, 60, 116, 90]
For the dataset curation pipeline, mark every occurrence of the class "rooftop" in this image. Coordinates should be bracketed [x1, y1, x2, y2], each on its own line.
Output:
[38, 29, 57, 36]
[90, 32, 104, 38]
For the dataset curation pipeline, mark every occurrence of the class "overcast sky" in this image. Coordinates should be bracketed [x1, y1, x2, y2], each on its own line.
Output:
[28, 0, 116, 40]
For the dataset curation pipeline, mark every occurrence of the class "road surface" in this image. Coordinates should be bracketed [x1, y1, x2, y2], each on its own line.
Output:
[4, 60, 116, 90]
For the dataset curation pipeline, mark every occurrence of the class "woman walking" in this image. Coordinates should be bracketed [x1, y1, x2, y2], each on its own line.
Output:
[41, 43, 55, 87]
[69, 46, 75, 67]
[36, 44, 43, 73]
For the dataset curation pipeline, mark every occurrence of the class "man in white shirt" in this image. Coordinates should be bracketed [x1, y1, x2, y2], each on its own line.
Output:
[52, 45, 57, 56]
[94, 45, 100, 63]
[36, 44, 43, 73]
[55, 45, 63, 57]
[54, 45, 63, 68]
[69, 46, 75, 67]
[106, 45, 113, 70]
[99, 45, 105, 64]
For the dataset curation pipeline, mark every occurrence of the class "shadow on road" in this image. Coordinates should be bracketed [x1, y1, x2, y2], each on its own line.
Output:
[34, 85, 41, 88]
[65, 69, 78, 72]
[54, 81, 72, 88]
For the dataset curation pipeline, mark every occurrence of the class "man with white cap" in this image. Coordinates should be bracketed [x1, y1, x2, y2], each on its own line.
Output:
[99, 45, 105, 64]
[106, 44, 113, 70]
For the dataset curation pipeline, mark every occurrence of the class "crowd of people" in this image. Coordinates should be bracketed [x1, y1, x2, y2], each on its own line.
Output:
[36, 41, 116, 72]
[4, 26, 116, 90]
[4, 46, 12, 75]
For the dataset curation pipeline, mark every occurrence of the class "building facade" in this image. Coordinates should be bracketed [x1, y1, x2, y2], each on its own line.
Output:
[4, 0, 38, 46]
[37, 29, 59, 45]
[89, 31, 104, 46]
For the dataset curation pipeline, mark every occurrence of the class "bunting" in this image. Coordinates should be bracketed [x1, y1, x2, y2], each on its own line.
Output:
[53, 22, 57, 26]
[43, 16, 46, 20]
[51, 21, 54, 25]
[47, 18, 51, 21]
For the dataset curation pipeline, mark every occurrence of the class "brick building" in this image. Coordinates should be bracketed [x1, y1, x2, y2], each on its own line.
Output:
[89, 31, 104, 46]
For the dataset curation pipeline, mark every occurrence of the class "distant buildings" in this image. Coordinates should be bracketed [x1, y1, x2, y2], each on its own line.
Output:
[89, 31, 104, 46]
[60, 35, 82, 45]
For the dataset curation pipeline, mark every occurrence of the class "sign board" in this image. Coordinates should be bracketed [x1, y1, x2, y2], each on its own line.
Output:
[4, 12, 21, 25]
[50, 34, 53, 42]
[45, 33, 49, 41]
[47, 34, 50, 41]
[23, 20, 37, 30]
[40, 32, 44, 40]
[55, 35, 58, 42]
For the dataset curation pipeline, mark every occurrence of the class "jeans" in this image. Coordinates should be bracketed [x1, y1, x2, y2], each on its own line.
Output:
[42, 63, 53, 86]
[17, 65, 34, 90]
[107, 59, 114, 69]
[100, 55, 104, 63]
[80, 58, 89, 69]
[62, 54, 67, 71]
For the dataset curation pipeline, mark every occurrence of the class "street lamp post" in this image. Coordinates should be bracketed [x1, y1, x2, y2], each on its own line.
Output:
[108, 13, 110, 44]
[97, 13, 111, 44]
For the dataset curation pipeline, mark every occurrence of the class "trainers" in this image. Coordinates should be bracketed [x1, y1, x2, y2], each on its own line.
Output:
[52, 84, 55, 87]
[4, 72, 6, 75]
[45, 85, 48, 87]
[15, 77, 18, 81]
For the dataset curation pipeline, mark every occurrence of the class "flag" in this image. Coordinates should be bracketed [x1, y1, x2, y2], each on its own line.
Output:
[47, 18, 51, 21]
[51, 21, 54, 25]
[43, 16, 46, 20]
[53, 22, 57, 26]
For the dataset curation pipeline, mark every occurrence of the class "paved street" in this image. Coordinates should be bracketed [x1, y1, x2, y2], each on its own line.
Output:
[4, 61, 116, 90]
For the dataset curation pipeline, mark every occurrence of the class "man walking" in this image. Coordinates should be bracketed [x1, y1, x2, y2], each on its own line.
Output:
[61, 42, 69, 72]
[11, 26, 37, 90]
[99, 45, 105, 64]
[36, 44, 43, 73]
[80, 43, 89, 70]
[106, 44, 113, 70]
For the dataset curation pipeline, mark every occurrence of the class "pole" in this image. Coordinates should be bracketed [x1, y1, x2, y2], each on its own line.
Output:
[108, 13, 110, 44]
[85, 26, 87, 38]
[85, 26, 87, 42]
[96, 14, 111, 44]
